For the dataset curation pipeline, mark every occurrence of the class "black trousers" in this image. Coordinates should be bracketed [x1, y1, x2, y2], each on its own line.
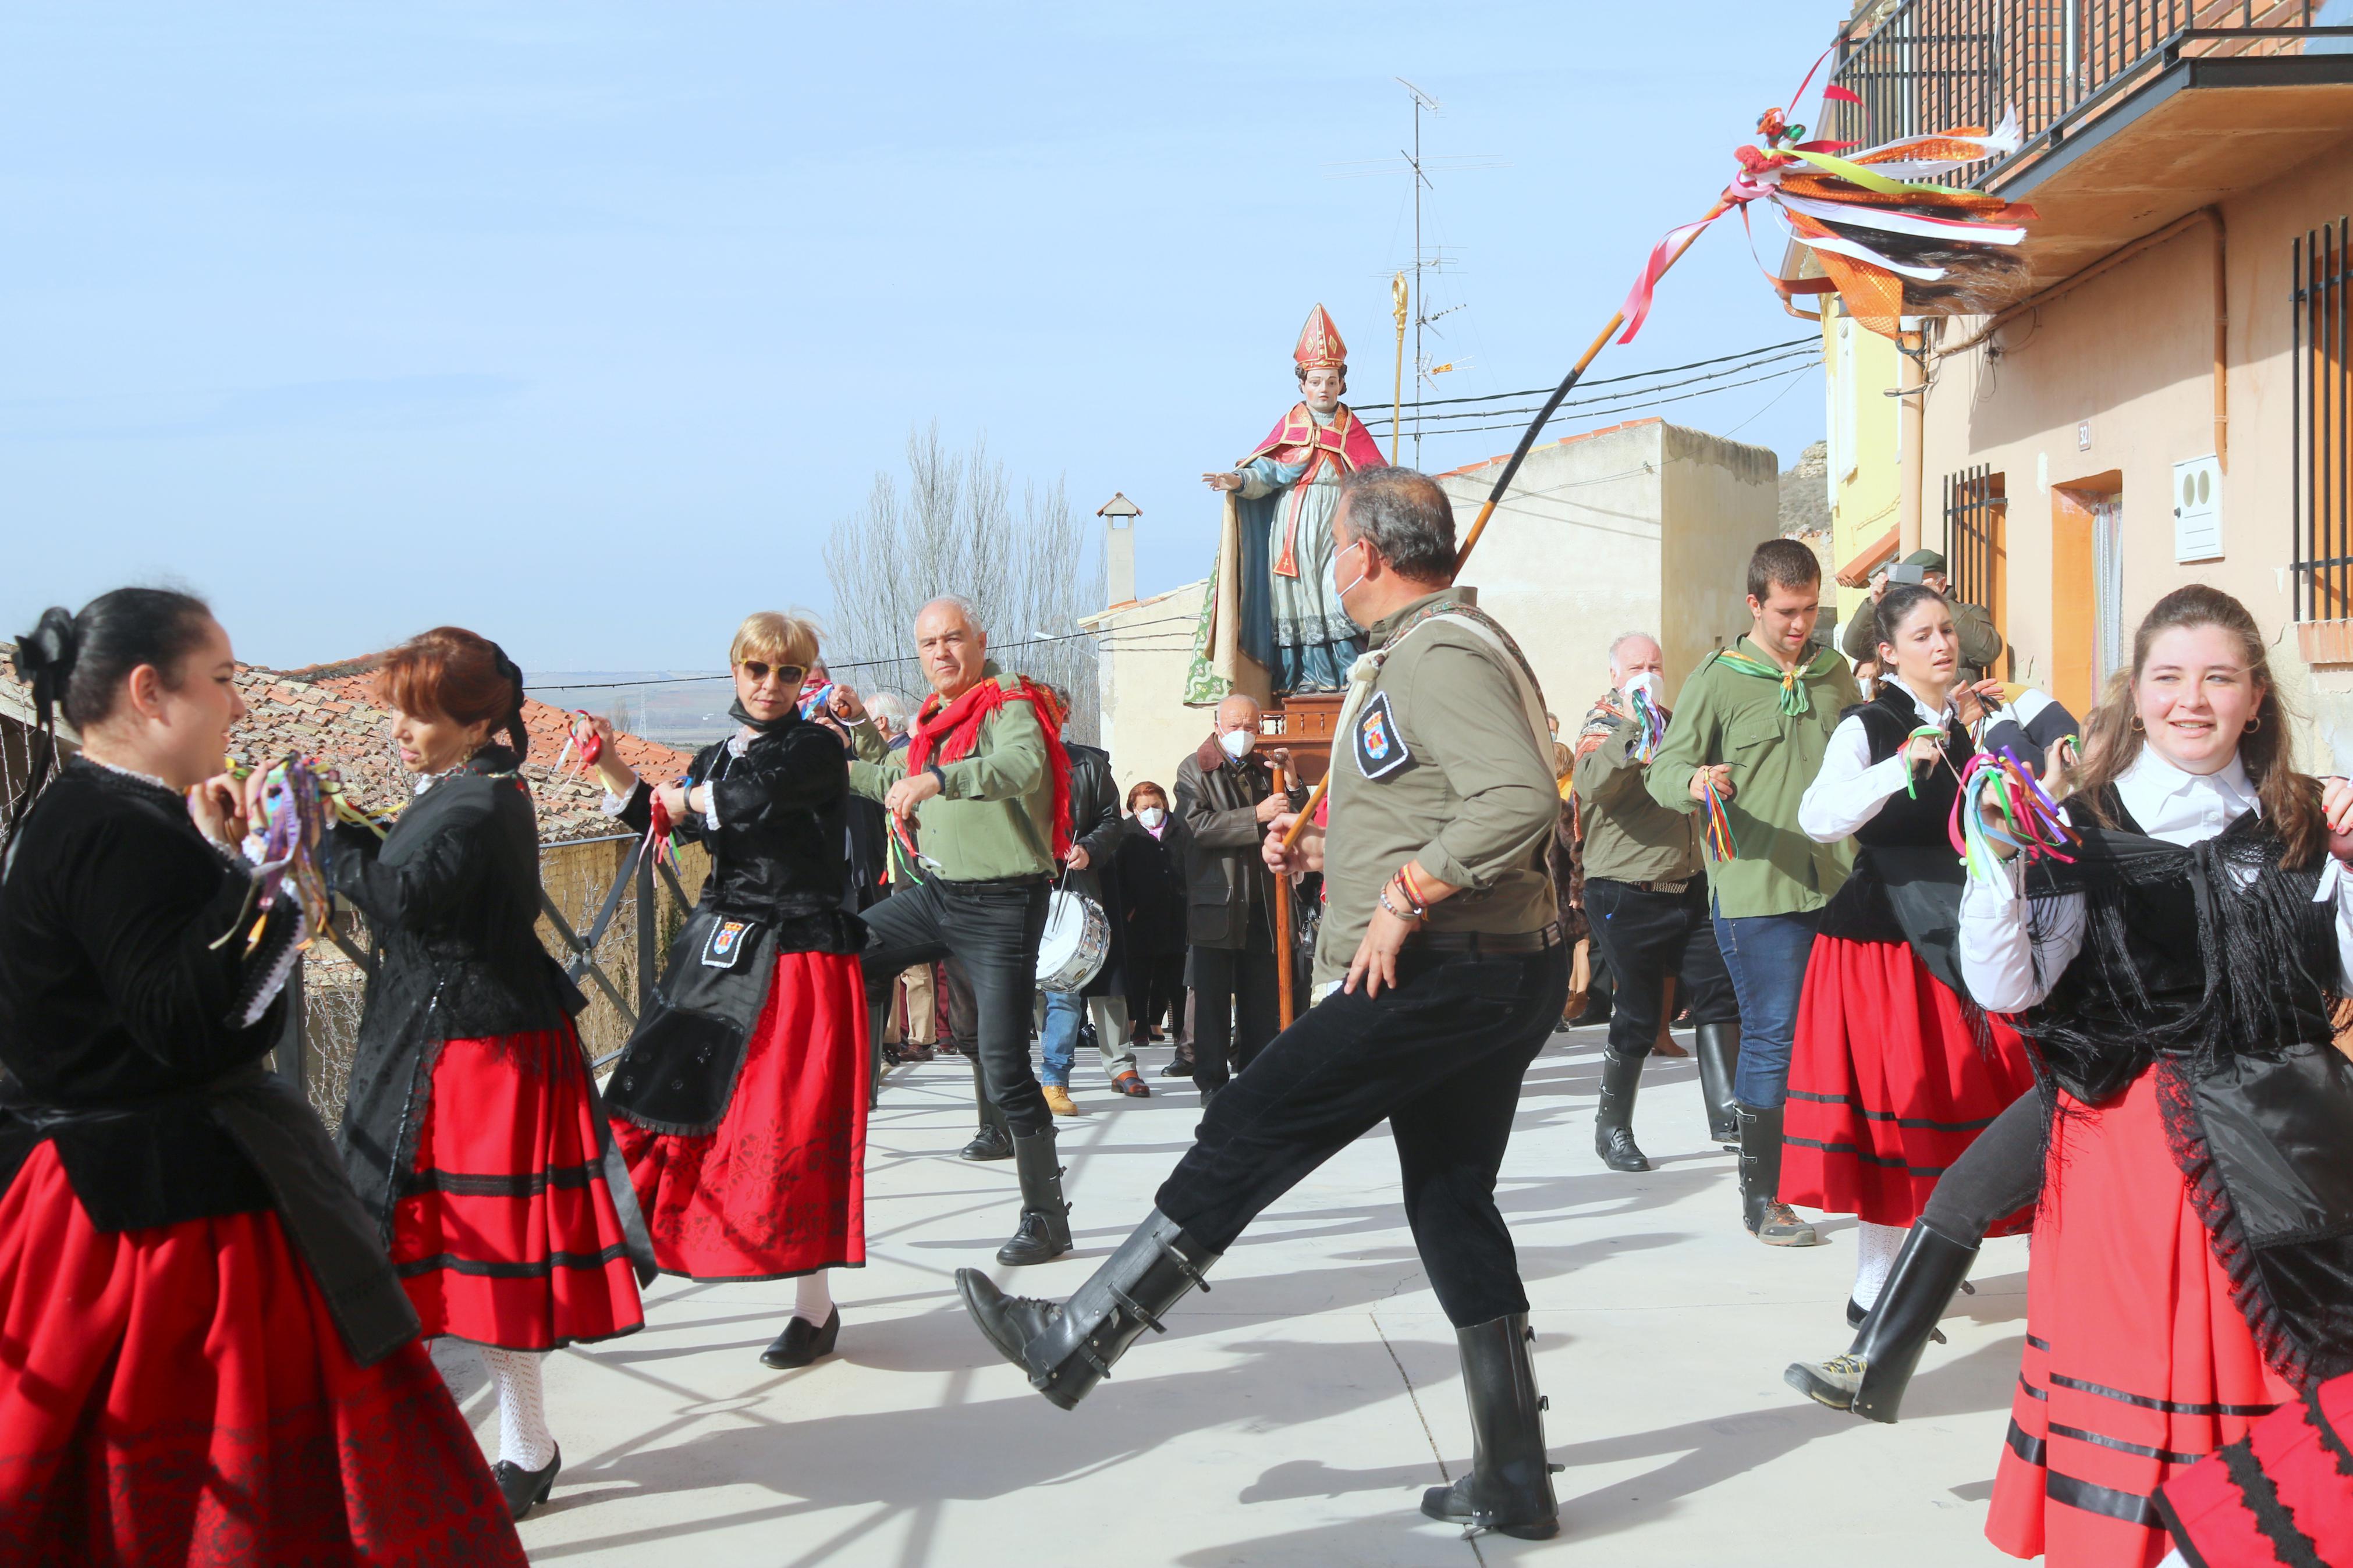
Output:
[1155, 938, 1570, 1328]
[1582, 877, 1738, 1059]
[1124, 951, 1187, 1040]
[1189, 920, 1279, 1091]
[1921, 1081, 2047, 1238]
[860, 878, 1052, 1135]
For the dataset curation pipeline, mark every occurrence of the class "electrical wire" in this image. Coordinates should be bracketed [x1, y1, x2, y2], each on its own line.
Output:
[1361, 343, 1818, 433]
[1375, 335, 1818, 413]
[1364, 363, 1816, 440]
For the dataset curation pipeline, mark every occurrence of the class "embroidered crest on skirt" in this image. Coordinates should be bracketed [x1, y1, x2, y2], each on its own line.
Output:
[702, 918, 755, 970]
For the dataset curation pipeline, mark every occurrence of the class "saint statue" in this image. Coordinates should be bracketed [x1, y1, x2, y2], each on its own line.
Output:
[1185, 304, 1385, 703]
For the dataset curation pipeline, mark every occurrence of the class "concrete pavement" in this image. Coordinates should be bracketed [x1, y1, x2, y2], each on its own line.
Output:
[441, 1023, 2028, 1566]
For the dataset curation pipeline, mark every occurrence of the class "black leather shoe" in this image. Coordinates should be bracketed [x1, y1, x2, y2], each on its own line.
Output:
[760, 1306, 840, 1369]
[1418, 1315, 1560, 1539]
[960, 1123, 1013, 1161]
[995, 1129, 1073, 1265]
[1592, 1050, 1651, 1173]
[492, 1445, 560, 1520]
[1159, 1048, 1195, 1079]
[1786, 1220, 1979, 1422]
[996, 1208, 1070, 1266]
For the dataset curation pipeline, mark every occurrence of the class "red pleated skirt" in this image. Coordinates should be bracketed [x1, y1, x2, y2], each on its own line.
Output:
[1987, 1073, 2294, 1567]
[392, 1025, 645, 1349]
[0, 1143, 524, 1567]
[612, 950, 869, 1282]
[1781, 934, 2040, 1229]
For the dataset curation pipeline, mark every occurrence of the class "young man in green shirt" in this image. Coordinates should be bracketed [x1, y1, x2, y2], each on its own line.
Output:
[1646, 538, 1859, 1246]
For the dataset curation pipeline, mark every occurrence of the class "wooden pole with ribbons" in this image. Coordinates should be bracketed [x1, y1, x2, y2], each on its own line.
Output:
[1270, 763, 1296, 1026]
[1389, 271, 1408, 464]
[1277, 198, 1734, 858]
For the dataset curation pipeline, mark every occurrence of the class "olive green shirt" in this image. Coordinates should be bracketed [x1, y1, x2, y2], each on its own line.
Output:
[848, 664, 1058, 881]
[1315, 592, 1560, 989]
[1571, 693, 1702, 886]
[1644, 637, 1861, 917]
[1841, 595, 2004, 681]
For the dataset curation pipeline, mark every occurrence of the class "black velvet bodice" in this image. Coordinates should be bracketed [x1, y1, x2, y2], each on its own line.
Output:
[1816, 688, 1977, 991]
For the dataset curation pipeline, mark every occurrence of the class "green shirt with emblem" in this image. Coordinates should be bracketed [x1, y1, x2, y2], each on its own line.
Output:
[848, 664, 1059, 881]
[1314, 591, 1560, 989]
[1642, 636, 1860, 918]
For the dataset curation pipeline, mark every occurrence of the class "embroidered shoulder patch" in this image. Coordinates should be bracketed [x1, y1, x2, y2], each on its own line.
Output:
[1354, 690, 1415, 780]
[701, 919, 753, 969]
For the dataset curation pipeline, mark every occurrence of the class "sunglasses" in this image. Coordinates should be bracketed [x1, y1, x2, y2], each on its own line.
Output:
[738, 662, 808, 685]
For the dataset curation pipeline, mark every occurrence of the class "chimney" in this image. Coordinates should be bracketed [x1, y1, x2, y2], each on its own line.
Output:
[1097, 492, 1141, 606]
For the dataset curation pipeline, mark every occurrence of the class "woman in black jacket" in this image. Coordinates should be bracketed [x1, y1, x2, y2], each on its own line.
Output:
[591, 612, 870, 1371]
[1114, 779, 1188, 1047]
[332, 627, 648, 1521]
[0, 591, 523, 1563]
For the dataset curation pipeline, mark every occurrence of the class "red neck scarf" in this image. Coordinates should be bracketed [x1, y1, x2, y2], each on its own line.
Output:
[906, 674, 1073, 858]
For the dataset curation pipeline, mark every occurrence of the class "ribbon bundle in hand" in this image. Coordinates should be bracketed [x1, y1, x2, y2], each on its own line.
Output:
[1949, 750, 2077, 883]
[554, 712, 604, 780]
[1700, 774, 1739, 863]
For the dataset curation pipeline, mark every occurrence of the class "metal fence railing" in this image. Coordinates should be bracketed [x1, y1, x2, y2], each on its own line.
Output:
[289, 833, 710, 1131]
[2293, 216, 2353, 625]
[1825, 1, 2350, 189]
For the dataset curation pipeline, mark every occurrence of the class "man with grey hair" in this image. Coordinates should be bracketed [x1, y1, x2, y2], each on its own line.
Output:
[836, 596, 1077, 1267]
[963, 466, 1571, 1542]
[1170, 690, 1300, 1102]
[1570, 631, 1741, 1174]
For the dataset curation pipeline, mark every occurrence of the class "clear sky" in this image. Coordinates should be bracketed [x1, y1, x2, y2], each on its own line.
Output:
[1, 2, 1853, 671]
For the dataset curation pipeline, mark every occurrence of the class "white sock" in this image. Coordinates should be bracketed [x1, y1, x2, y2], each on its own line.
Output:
[1851, 1221, 1907, 1312]
[795, 1269, 832, 1325]
[479, 1346, 556, 1471]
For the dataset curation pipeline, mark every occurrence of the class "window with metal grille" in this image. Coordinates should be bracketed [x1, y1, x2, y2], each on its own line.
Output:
[1943, 464, 2006, 617]
[2294, 216, 2352, 623]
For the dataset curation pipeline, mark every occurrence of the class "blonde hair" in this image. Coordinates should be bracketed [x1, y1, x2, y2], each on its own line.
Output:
[729, 611, 819, 670]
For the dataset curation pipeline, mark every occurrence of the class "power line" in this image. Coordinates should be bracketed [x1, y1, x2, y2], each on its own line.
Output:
[1369, 363, 1816, 441]
[1361, 343, 1817, 432]
[1368, 335, 1818, 415]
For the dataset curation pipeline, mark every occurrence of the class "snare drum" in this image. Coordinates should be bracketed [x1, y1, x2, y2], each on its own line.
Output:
[1036, 888, 1110, 993]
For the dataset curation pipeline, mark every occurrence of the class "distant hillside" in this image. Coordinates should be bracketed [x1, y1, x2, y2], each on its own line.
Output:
[528, 673, 739, 751]
[1780, 440, 1830, 537]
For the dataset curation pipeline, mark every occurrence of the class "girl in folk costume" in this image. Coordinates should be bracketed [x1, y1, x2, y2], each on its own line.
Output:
[0, 592, 524, 1564]
[1961, 587, 2353, 1566]
[1782, 585, 2041, 1323]
[593, 613, 871, 1370]
[332, 627, 648, 1520]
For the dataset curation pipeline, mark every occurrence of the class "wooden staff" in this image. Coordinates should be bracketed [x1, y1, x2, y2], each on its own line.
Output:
[1270, 762, 1295, 1026]
[1279, 200, 1731, 855]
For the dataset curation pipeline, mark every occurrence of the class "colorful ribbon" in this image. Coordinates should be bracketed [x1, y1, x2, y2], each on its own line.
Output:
[1903, 724, 1949, 799]
[553, 711, 604, 780]
[1949, 748, 2077, 883]
[1700, 775, 1739, 863]
[1629, 686, 1669, 765]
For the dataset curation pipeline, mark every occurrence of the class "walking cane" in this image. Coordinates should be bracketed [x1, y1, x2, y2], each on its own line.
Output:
[1277, 203, 1731, 861]
[1270, 763, 1295, 1027]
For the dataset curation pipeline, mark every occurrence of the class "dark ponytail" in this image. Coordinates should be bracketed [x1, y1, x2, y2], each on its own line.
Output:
[7, 586, 215, 836]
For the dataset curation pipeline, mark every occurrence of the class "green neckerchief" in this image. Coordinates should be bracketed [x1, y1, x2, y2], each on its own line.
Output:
[1713, 640, 1841, 716]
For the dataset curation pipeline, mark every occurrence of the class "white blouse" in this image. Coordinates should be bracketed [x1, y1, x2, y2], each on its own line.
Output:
[1797, 674, 1957, 844]
[1954, 748, 2353, 1012]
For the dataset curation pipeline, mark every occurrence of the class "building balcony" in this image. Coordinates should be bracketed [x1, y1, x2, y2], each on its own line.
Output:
[1826, 1, 2353, 282]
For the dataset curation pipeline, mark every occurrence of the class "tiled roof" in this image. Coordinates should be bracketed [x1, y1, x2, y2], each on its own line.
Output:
[232, 658, 694, 845]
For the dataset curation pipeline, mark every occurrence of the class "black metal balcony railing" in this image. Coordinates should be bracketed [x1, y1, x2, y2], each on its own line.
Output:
[1825, 1, 2350, 188]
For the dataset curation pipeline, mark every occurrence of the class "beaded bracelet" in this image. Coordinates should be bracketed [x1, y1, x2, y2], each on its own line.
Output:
[1383, 872, 1429, 923]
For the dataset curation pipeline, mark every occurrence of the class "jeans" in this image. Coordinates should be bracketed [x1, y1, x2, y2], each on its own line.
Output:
[1039, 990, 1137, 1086]
[1709, 900, 1820, 1109]
[860, 878, 1052, 1135]
[1191, 911, 1280, 1092]
[1584, 878, 1738, 1059]
[1156, 938, 1568, 1328]
[1921, 1083, 2046, 1238]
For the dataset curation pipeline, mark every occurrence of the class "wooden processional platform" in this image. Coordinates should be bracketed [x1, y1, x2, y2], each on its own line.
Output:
[1265, 692, 1344, 785]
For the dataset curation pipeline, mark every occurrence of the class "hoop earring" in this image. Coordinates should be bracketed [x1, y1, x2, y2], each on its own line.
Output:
[2246, 714, 2263, 733]
[2130, 716, 2145, 732]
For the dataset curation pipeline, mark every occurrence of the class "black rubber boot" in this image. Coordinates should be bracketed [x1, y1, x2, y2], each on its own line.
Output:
[995, 1128, 1073, 1265]
[1418, 1314, 1560, 1539]
[1693, 1022, 1741, 1146]
[1737, 1104, 1819, 1246]
[957, 1208, 1219, 1409]
[1592, 1050, 1651, 1172]
[1785, 1219, 1978, 1422]
[959, 1053, 1013, 1161]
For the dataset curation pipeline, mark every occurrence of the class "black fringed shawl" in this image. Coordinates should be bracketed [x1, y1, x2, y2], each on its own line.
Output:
[2017, 793, 2353, 1388]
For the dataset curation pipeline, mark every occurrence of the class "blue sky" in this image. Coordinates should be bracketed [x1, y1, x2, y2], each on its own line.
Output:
[1, 2, 1852, 670]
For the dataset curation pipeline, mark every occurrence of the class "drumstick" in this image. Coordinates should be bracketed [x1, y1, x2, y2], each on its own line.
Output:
[1270, 763, 1296, 1029]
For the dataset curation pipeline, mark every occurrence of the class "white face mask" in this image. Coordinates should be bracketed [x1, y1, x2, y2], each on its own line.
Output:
[1135, 805, 1166, 829]
[1219, 727, 1257, 761]
[1622, 669, 1664, 709]
[1333, 539, 1370, 624]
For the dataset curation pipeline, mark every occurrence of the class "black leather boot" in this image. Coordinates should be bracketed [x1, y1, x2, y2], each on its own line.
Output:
[1693, 1022, 1740, 1146]
[1785, 1219, 1978, 1422]
[995, 1128, 1073, 1265]
[958, 1208, 1219, 1409]
[1737, 1104, 1819, 1246]
[959, 1054, 1012, 1161]
[1592, 1050, 1651, 1172]
[1419, 1314, 1560, 1539]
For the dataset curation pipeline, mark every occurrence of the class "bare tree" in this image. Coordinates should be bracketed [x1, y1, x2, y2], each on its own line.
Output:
[824, 425, 1102, 742]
